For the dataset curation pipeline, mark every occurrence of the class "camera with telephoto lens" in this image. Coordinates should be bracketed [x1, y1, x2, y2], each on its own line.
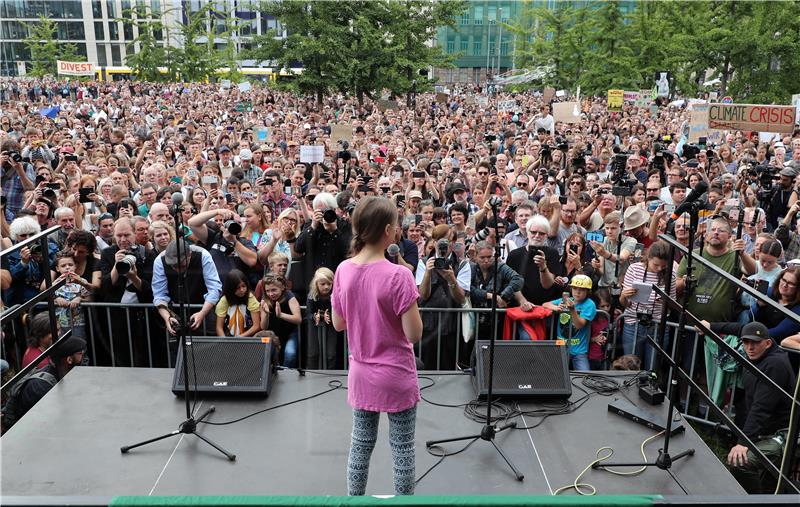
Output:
[224, 219, 242, 235]
[9, 151, 22, 163]
[323, 208, 337, 223]
[488, 195, 503, 208]
[473, 227, 491, 242]
[115, 254, 137, 275]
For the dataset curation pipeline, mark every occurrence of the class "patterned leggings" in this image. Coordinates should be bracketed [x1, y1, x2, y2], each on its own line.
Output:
[347, 405, 416, 496]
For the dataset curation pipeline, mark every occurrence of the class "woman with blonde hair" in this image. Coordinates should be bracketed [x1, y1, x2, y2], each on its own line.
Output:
[149, 220, 175, 254]
[257, 207, 300, 275]
[241, 203, 272, 248]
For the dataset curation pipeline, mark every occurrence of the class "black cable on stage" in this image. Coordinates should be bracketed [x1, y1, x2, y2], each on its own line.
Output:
[199, 379, 344, 426]
[416, 437, 480, 485]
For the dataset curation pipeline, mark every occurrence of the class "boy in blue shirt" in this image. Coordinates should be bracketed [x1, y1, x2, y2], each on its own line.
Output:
[543, 274, 597, 371]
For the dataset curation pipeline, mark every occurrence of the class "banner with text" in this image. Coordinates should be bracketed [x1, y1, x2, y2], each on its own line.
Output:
[707, 104, 796, 133]
[687, 104, 723, 144]
[607, 89, 624, 112]
[57, 60, 95, 76]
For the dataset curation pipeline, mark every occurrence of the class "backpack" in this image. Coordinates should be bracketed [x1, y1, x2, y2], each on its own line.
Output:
[2, 370, 57, 431]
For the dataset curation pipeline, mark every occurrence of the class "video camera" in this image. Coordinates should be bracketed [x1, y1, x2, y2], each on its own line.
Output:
[433, 239, 449, 270]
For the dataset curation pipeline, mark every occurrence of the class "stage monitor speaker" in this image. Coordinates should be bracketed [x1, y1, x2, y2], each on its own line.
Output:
[471, 340, 572, 399]
[172, 336, 277, 397]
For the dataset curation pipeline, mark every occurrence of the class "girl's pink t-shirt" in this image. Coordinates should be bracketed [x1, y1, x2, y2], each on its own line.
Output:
[332, 259, 420, 412]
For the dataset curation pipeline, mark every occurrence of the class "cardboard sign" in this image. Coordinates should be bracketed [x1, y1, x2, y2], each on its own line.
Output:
[792, 94, 800, 124]
[331, 123, 351, 146]
[498, 100, 517, 112]
[553, 102, 581, 124]
[623, 90, 640, 102]
[376, 99, 399, 112]
[238, 82, 252, 93]
[687, 104, 724, 144]
[542, 87, 555, 104]
[555, 89, 566, 97]
[708, 104, 795, 133]
[220, 80, 231, 89]
[57, 60, 94, 76]
[607, 89, 624, 112]
[300, 145, 324, 164]
[435, 93, 449, 104]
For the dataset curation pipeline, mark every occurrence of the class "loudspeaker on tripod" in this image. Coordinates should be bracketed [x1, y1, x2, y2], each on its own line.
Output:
[471, 340, 572, 399]
[172, 336, 278, 396]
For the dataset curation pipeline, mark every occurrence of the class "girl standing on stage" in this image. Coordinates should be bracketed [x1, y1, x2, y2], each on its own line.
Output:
[332, 196, 423, 496]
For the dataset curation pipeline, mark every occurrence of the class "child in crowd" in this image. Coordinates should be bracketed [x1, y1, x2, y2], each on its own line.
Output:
[21, 312, 56, 369]
[589, 288, 612, 370]
[331, 196, 423, 496]
[49, 250, 90, 339]
[306, 267, 338, 369]
[215, 269, 261, 337]
[259, 273, 302, 367]
[542, 274, 597, 371]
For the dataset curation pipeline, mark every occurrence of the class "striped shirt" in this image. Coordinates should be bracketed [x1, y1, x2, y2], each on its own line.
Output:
[622, 261, 678, 325]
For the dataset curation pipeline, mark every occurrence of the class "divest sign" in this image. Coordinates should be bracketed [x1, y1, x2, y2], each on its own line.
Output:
[57, 60, 95, 76]
[707, 104, 795, 133]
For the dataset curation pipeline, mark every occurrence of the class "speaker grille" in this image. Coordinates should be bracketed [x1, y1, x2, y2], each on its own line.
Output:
[472, 340, 572, 398]
[173, 337, 274, 396]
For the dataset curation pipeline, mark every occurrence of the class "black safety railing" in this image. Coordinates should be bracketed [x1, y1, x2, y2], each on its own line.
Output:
[0, 225, 67, 394]
[655, 233, 800, 494]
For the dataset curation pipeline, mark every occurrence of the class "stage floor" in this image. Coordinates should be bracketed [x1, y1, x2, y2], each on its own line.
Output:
[1, 367, 744, 497]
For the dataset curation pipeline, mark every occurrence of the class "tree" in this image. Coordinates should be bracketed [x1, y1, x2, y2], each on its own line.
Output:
[174, 4, 224, 83]
[23, 16, 84, 77]
[246, 0, 465, 104]
[118, 5, 175, 81]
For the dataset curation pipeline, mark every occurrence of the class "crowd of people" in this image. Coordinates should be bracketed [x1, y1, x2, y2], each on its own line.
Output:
[2, 77, 800, 491]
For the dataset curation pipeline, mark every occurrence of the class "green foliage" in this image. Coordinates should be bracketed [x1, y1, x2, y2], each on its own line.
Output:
[23, 16, 85, 77]
[245, 0, 466, 103]
[509, 0, 800, 103]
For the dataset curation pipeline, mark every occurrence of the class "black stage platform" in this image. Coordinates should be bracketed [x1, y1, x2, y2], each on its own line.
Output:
[1, 367, 744, 497]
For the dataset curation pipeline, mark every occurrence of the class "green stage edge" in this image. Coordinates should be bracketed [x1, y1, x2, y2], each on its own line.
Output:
[110, 495, 660, 507]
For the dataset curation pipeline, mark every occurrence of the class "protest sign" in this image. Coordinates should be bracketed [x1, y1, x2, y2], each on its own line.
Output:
[238, 81, 251, 93]
[498, 100, 517, 112]
[792, 94, 800, 124]
[477, 96, 489, 107]
[553, 102, 581, 124]
[377, 99, 399, 112]
[623, 90, 640, 102]
[256, 127, 269, 142]
[607, 89, 624, 112]
[555, 90, 566, 98]
[708, 104, 795, 133]
[542, 87, 556, 104]
[57, 60, 95, 76]
[688, 104, 724, 144]
[220, 80, 231, 89]
[235, 101, 253, 112]
[435, 93, 449, 104]
[331, 123, 352, 146]
[300, 145, 324, 164]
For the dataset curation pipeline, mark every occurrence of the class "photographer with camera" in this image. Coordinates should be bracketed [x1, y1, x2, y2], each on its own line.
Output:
[259, 169, 296, 217]
[187, 207, 258, 284]
[470, 240, 524, 340]
[153, 237, 222, 340]
[766, 167, 798, 231]
[1, 140, 35, 219]
[416, 225, 471, 369]
[96, 217, 156, 365]
[4, 216, 57, 307]
[295, 192, 352, 304]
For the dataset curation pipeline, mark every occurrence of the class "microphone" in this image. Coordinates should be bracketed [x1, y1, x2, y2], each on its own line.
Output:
[387, 244, 400, 257]
[669, 181, 708, 221]
[172, 192, 184, 206]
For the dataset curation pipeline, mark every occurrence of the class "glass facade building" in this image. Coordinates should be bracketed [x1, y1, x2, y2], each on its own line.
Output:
[434, 0, 637, 85]
[0, 0, 282, 76]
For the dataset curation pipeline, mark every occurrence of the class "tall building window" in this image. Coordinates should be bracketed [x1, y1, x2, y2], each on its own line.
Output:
[111, 44, 122, 66]
[473, 40, 481, 56]
[124, 22, 134, 41]
[96, 44, 108, 66]
[488, 5, 497, 25]
[473, 6, 483, 25]
[460, 39, 468, 52]
[500, 40, 509, 56]
[95, 22, 105, 40]
[92, 0, 103, 17]
[446, 39, 455, 54]
[109, 21, 120, 41]
[460, 11, 470, 25]
[107, 0, 117, 18]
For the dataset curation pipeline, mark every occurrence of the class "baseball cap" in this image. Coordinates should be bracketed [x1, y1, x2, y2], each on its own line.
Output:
[686, 159, 699, 168]
[52, 336, 87, 360]
[218, 145, 231, 153]
[408, 190, 423, 200]
[239, 148, 253, 161]
[740, 322, 769, 342]
[779, 167, 798, 178]
[164, 238, 191, 266]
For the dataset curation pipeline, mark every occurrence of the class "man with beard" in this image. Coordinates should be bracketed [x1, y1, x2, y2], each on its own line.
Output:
[506, 215, 565, 313]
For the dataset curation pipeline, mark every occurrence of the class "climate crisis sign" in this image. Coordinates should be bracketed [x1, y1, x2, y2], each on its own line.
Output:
[708, 103, 795, 133]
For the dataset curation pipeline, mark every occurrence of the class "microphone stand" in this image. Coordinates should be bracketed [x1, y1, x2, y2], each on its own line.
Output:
[121, 195, 236, 461]
[593, 201, 700, 475]
[425, 198, 524, 481]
